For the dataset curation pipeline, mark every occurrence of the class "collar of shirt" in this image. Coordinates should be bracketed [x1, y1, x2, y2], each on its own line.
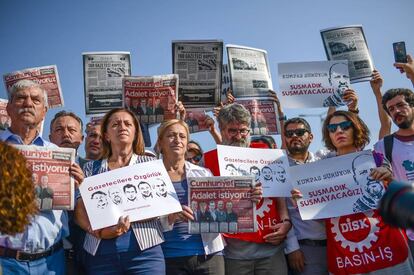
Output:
[0, 128, 50, 146]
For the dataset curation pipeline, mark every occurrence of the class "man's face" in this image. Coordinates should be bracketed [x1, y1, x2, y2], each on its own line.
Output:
[386, 95, 414, 129]
[226, 165, 238, 176]
[124, 186, 137, 201]
[250, 167, 260, 181]
[132, 99, 139, 108]
[148, 99, 153, 107]
[191, 200, 198, 211]
[155, 180, 167, 196]
[155, 98, 161, 106]
[125, 97, 131, 107]
[32, 173, 39, 184]
[109, 189, 122, 204]
[7, 86, 47, 128]
[139, 183, 152, 197]
[365, 181, 384, 200]
[85, 124, 102, 160]
[221, 122, 250, 147]
[200, 202, 207, 212]
[262, 167, 272, 180]
[329, 63, 349, 96]
[41, 176, 48, 187]
[209, 201, 215, 210]
[275, 166, 286, 183]
[140, 100, 146, 108]
[93, 193, 108, 209]
[285, 123, 313, 155]
[217, 201, 224, 210]
[226, 202, 233, 212]
[50, 116, 83, 150]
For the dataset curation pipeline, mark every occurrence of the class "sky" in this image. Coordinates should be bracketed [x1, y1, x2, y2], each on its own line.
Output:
[1, 0, 413, 154]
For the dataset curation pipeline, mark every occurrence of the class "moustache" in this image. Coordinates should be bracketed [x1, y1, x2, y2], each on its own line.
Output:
[18, 108, 35, 115]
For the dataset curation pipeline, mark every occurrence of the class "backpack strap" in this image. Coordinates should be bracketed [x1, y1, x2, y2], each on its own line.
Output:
[383, 134, 395, 163]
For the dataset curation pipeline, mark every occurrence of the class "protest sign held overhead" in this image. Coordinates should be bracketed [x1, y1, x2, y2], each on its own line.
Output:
[188, 176, 257, 234]
[226, 45, 273, 98]
[289, 150, 385, 220]
[217, 145, 290, 197]
[83, 52, 131, 114]
[321, 25, 374, 83]
[278, 60, 350, 108]
[0, 99, 11, 131]
[123, 74, 178, 124]
[13, 145, 75, 210]
[172, 40, 223, 108]
[236, 97, 280, 135]
[80, 159, 182, 230]
[3, 65, 64, 108]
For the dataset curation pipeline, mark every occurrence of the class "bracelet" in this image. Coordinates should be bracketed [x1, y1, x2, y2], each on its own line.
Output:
[349, 108, 359, 114]
[281, 218, 292, 226]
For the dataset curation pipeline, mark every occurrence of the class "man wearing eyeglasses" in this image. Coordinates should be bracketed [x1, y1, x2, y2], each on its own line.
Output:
[374, 88, 414, 255]
[204, 103, 292, 275]
[282, 117, 328, 275]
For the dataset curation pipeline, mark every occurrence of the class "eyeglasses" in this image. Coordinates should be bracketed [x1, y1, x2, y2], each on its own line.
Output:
[327, 121, 353, 133]
[186, 155, 202, 163]
[285, 129, 308, 138]
[227, 128, 250, 136]
[387, 102, 410, 114]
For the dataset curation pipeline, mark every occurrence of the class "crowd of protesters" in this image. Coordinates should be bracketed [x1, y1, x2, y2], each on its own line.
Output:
[0, 53, 414, 275]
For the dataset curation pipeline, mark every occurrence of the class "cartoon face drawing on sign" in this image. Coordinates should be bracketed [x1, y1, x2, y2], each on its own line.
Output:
[261, 166, 273, 182]
[108, 187, 123, 205]
[352, 154, 385, 212]
[323, 62, 350, 107]
[275, 165, 287, 184]
[250, 166, 261, 182]
[123, 184, 138, 202]
[154, 178, 167, 198]
[91, 191, 108, 209]
[138, 181, 153, 199]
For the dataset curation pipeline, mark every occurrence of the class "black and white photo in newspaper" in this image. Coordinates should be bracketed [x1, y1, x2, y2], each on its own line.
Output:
[320, 25, 374, 83]
[226, 44, 273, 98]
[172, 40, 223, 108]
[83, 52, 131, 114]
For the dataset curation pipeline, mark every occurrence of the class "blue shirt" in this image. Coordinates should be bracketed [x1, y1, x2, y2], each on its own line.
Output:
[0, 129, 69, 252]
[162, 179, 205, 258]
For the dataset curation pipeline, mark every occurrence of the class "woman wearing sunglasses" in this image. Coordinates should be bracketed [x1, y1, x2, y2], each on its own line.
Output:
[320, 110, 413, 274]
[156, 119, 225, 275]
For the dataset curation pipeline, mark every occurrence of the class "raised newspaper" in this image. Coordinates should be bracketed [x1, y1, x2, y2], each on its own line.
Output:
[123, 74, 178, 124]
[217, 145, 291, 197]
[321, 25, 373, 83]
[188, 176, 257, 233]
[3, 65, 64, 108]
[236, 97, 280, 135]
[289, 150, 384, 220]
[13, 145, 75, 210]
[79, 159, 182, 230]
[0, 99, 11, 131]
[172, 40, 223, 108]
[83, 52, 131, 114]
[226, 45, 273, 98]
[278, 60, 350, 108]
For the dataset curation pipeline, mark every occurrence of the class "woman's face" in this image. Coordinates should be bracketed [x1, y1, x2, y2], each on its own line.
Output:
[159, 123, 188, 157]
[328, 115, 354, 151]
[105, 111, 136, 148]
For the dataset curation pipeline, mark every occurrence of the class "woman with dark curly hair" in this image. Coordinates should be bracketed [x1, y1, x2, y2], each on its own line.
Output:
[320, 110, 414, 274]
[0, 141, 37, 235]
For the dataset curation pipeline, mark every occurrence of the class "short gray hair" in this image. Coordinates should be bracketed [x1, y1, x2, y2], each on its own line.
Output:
[217, 103, 251, 130]
[9, 79, 48, 107]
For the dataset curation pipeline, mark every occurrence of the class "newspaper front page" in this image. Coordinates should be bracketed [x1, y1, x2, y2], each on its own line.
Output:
[14, 145, 75, 210]
[226, 45, 273, 98]
[321, 25, 373, 83]
[3, 65, 64, 108]
[188, 176, 257, 233]
[172, 40, 223, 108]
[236, 97, 280, 135]
[123, 74, 178, 124]
[0, 99, 11, 131]
[83, 52, 131, 114]
[185, 108, 213, 133]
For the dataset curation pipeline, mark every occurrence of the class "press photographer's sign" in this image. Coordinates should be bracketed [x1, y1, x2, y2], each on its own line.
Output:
[289, 150, 385, 220]
[80, 159, 182, 230]
[278, 60, 350, 108]
[217, 145, 290, 197]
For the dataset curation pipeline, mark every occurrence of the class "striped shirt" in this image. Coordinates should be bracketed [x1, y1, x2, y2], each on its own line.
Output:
[82, 154, 164, 255]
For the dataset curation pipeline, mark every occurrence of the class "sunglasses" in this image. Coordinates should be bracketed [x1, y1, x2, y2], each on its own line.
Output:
[285, 129, 308, 138]
[186, 154, 202, 163]
[327, 121, 352, 133]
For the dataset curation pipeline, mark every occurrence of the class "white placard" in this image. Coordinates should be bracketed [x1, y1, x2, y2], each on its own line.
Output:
[217, 145, 290, 197]
[289, 150, 385, 220]
[278, 60, 350, 108]
[80, 159, 182, 230]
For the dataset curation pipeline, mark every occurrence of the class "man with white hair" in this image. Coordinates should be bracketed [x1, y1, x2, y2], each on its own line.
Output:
[0, 79, 83, 274]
